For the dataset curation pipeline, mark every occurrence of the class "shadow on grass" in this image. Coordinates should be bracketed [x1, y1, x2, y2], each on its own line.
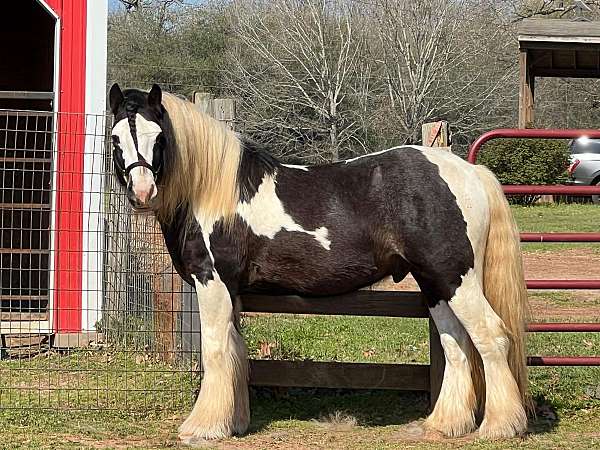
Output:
[248, 387, 429, 433]
[249, 388, 563, 438]
[529, 394, 561, 435]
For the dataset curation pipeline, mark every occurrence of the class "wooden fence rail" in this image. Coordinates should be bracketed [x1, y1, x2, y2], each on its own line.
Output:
[241, 291, 445, 406]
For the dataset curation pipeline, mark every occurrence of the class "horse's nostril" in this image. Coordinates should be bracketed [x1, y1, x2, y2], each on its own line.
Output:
[148, 184, 155, 200]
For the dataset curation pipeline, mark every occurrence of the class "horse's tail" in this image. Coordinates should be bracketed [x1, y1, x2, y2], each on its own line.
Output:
[474, 165, 532, 414]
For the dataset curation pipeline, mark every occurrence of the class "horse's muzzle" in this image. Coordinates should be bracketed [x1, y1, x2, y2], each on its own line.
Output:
[127, 183, 157, 210]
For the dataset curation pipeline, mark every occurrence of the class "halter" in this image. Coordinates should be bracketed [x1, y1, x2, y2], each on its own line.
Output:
[124, 153, 158, 177]
[120, 103, 162, 178]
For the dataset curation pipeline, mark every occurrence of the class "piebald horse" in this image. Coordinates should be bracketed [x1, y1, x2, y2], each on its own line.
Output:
[109, 84, 531, 442]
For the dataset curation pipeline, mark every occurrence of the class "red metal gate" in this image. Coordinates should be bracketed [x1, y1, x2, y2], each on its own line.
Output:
[468, 128, 600, 366]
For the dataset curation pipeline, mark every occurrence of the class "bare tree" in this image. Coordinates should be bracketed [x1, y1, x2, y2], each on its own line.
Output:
[501, 0, 600, 20]
[228, 0, 374, 162]
[117, 0, 184, 12]
[373, 0, 517, 144]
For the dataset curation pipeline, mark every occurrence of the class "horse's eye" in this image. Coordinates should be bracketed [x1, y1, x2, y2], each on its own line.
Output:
[112, 135, 120, 147]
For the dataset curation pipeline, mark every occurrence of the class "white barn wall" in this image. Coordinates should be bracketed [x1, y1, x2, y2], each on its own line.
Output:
[82, 0, 108, 331]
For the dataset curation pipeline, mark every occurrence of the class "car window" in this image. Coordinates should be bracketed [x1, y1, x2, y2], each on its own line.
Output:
[570, 139, 600, 155]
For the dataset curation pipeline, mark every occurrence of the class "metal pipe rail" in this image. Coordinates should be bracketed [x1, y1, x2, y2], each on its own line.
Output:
[528, 323, 600, 332]
[521, 233, 600, 242]
[469, 128, 600, 367]
[467, 128, 600, 163]
[527, 280, 600, 289]
[527, 357, 600, 366]
[504, 185, 600, 195]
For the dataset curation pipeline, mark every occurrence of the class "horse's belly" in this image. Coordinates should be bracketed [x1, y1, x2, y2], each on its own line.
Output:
[244, 242, 389, 296]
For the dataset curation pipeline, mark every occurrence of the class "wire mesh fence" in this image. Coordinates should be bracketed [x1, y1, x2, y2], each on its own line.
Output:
[0, 108, 200, 412]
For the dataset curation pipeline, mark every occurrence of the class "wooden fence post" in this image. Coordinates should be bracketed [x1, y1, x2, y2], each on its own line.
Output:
[193, 92, 214, 116]
[193, 92, 237, 130]
[422, 121, 451, 151]
[151, 233, 183, 363]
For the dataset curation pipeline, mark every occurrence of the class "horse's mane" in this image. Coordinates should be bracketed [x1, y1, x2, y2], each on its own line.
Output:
[159, 93, 241, 228]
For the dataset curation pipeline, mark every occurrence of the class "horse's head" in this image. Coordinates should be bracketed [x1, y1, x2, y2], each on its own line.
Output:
[109, 83, 167, 210]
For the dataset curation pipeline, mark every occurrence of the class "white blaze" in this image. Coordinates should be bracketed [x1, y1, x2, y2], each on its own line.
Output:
[112, 114, 161, 202]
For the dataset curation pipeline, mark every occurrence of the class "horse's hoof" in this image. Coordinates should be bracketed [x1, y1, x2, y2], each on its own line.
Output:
[179, 434, 219, 448]
[424, 413, 476, 438]
[478, 415, 527, 440]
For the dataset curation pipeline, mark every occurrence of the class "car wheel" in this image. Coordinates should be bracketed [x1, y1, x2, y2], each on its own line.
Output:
[593, 180, 600, 205]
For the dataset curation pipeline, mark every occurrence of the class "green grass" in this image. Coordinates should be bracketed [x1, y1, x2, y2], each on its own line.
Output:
[243, 315, 429, 363]
[0, 351, 197, 411]
[530, 291, 600, 309]
[1, 319, 600, 448]
[511, 203, 600, 252]
[512, 204, 600, 232]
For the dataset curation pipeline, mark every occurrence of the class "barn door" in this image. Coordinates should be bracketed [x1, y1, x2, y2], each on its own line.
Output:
[0, 0, 58, 333]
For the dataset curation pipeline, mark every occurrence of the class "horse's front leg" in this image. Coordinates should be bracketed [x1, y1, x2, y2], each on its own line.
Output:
[178, 272, 250, 442]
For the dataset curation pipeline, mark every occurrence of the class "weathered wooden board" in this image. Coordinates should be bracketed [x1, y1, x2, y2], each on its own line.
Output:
[518, 19, 600, 43]
[428, 318, 444, 405]
[249, 359, 430, 391]
[241, 291, 429, 318]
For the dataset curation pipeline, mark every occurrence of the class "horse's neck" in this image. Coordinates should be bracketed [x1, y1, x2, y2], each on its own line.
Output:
[237, 141, 280, 202]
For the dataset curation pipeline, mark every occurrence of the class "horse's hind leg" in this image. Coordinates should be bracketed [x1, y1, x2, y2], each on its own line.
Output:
[447, 269, 527, 439]
[425, 301, 477, 437]
[178, 273, 250, 442]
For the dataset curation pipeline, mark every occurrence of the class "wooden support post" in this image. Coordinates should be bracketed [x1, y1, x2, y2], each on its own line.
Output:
[519, 49, 535, 128]
[193, 93, 237, 131]
[421, 121, 451, 151]
[193, 92, 215, 116]
[152, 259, 182, 362]
[149, 218, 182, 362]
[428, 317, 444, 409]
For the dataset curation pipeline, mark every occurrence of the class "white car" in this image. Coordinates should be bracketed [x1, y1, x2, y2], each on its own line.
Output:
[568, 137, 600, 204]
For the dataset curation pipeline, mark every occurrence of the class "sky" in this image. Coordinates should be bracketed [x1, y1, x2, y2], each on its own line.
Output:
[108, 0, 206, 11]
[108, 0, 122, 11]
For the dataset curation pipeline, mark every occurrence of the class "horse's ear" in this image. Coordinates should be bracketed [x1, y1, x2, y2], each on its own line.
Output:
[148, 84, 162, 111]
[109, 83, 124, 115]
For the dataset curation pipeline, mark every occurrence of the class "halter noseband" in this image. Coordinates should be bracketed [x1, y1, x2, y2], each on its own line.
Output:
[125, 154, 158, 177]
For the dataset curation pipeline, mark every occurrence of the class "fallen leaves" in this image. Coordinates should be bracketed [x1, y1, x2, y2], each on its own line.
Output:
[258, 341, 277, 358]
[362, 348, 376, 358]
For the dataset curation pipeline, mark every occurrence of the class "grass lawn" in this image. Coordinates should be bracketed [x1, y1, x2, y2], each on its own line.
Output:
[0, 203, 599, 448]
[511, 203, 600, 252]
[1, 319, 599, 449]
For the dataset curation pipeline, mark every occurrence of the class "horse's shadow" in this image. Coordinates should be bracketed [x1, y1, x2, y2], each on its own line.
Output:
[248, 387, 430, 433]
[529, 394, 561, 435]
[248, 388, 561, 437]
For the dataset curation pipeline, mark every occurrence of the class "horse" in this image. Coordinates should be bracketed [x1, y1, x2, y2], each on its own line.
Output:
[108, 83, 531, 443]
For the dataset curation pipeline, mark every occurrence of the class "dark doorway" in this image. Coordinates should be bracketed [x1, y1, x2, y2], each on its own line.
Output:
[0, 0, 56, 111]
[0, 0, 56, 323]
